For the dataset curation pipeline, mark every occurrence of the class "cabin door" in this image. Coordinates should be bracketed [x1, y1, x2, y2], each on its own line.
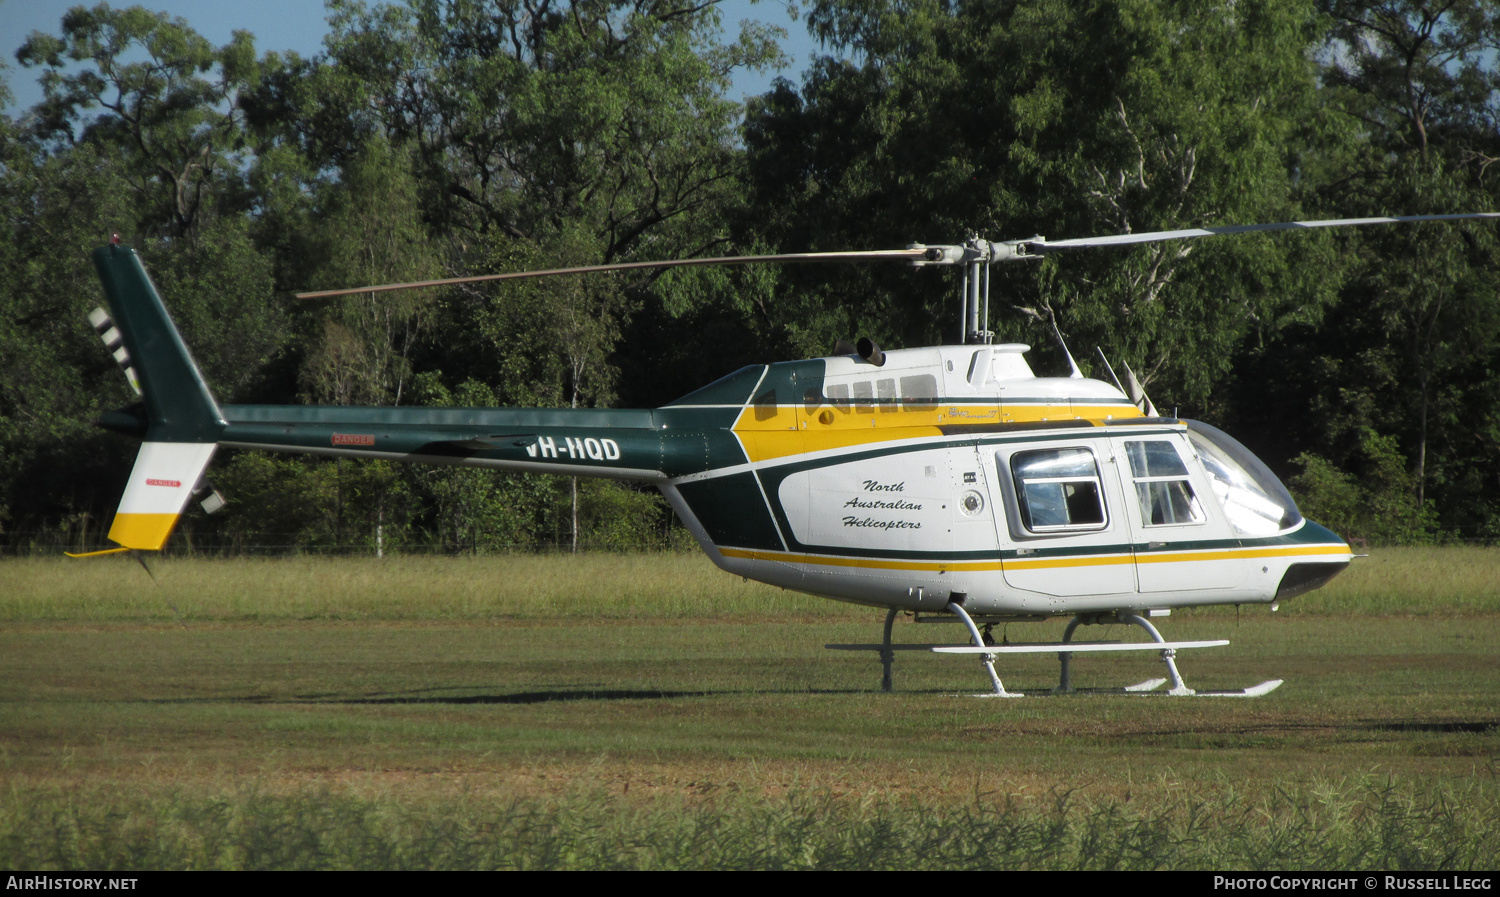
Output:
[992, 441, 1136, 599]
[1108, 435, 1238, 593]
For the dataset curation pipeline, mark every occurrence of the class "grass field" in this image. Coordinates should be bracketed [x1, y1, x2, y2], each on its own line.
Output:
[1, 548, 1498, 869]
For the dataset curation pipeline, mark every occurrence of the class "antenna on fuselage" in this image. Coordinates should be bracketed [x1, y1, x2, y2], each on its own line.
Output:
[1096, 348, 1159, 416]
[1012, 302, 1083, 379]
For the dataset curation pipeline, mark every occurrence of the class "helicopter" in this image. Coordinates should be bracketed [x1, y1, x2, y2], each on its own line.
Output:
[76, 213, 1500, 697]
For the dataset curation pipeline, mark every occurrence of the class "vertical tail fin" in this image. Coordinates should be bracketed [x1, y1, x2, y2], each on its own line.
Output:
[91, 243, 226, 551]
[92, 244, 224, 441]
[108, 443, 219, 550]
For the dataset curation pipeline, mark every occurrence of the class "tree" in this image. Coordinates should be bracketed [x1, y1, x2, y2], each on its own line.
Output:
[743, 0, 1339, 408]
[298, 137, 441, 406]
[272, 0, 781, 260]
[1261, 1, 1500, 537]
[0, 136, 141, 546]
[1319, 0, 1500, 159]
[16, 4, 265, 237]
[480, 228, 628, 550]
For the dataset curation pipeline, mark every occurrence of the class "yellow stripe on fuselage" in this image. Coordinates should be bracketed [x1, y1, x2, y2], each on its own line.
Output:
[1130, 545, 1352, 565]
[730, 401, 1143, 462]
[1005, 544, 1353, 571]
[719, 547, 1004, 572]
[722, 543, 1350, 573]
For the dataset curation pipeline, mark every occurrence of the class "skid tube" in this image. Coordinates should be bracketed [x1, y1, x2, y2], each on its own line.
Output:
[829, 608, 1283, 697]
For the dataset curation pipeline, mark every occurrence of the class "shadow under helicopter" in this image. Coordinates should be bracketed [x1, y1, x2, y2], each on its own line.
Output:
[130, 686, 1500, 722]
[136, 686, 884, 706]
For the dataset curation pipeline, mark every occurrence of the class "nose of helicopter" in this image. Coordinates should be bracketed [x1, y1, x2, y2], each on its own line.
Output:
[1273, 518, 1354, 601]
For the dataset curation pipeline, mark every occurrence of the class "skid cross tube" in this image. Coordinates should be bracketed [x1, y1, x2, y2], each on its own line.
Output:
[1058, 613, 1195, 695]
[832, 614, 1252, 696]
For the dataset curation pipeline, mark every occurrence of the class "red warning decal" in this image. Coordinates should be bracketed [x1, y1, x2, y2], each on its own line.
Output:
[146, 478, 182, 487]
[332, 433, 376, 446]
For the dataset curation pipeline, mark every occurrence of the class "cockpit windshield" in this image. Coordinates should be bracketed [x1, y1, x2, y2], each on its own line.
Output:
[1183, 420, 1302, 535]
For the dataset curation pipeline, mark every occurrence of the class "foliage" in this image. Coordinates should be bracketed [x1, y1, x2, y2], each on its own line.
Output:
[4, 778, 1497, 870]
[15, 3, 263, 237]
[201, 452, 416, 553]
[6, 0, 1500, 546]
[742, 0, 1343, 400]
[1288, 430, 1441, 544]
[298, 137, 440, 406]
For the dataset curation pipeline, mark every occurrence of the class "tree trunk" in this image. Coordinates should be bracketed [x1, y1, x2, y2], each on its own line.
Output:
[1417, 378, 1428, 508]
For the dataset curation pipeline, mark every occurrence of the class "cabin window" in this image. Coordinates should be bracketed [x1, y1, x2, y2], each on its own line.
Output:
[876, 378, 897, 412]
[853, 380, 875, 412]
[825, 383, 850, 410]
[1184, 420, 1302, 534]
[900, 374, 938, 409]
[1122, 440, 1206, 527]
[1010, 448, 1108, 532]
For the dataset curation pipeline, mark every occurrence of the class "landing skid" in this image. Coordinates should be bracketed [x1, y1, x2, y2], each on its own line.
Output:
[827, 607, 1282, 697]
[1003, 678, 1283, 698]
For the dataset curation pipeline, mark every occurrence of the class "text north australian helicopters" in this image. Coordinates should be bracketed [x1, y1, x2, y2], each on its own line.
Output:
[77, 213, 1500, 697]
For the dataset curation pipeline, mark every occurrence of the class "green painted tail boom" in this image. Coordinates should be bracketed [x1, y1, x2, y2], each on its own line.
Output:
[91, 243, 748, 515]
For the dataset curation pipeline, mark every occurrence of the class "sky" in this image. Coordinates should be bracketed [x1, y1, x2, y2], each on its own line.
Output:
[2, 0, 821, 114]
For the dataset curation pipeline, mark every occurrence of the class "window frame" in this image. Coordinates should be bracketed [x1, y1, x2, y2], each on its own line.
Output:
[1120, 438, 1208, 529]
[1007, 446, 1111, 535]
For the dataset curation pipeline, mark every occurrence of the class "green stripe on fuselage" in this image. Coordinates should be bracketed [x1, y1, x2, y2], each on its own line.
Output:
[219, 404, 747, 478]
[676, 472, 785, 551]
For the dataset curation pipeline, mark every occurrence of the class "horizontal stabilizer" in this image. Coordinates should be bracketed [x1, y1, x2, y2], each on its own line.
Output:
[64, 547, 132, 558]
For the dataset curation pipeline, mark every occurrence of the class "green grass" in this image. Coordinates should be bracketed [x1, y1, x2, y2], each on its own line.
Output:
[1, 548, 1498, 869]
[5, 544, 1496, 623]
[4, 778, 1495, 870]
[0, 552, 846, 622]
[1284, 546, 1500, 616]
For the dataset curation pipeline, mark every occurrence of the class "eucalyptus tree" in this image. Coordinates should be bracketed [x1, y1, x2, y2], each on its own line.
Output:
[15, 4, 263, 238]
[241, 1, 785, 548]
[1300, 0, 1500, 536]
[1319, 0, 1500, 159]
[743, 0, 1337, 408]
[4, 7, 297, 548]
[297, 137, 440, 407]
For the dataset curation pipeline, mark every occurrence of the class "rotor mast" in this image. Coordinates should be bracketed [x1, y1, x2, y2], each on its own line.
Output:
[905, 236, 1044, 344]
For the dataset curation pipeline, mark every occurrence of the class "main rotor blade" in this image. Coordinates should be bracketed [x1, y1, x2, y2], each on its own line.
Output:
[295, 212, 1500, 298]
[1025, 213, 1500, 254]
[294, 248, 931, 299]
